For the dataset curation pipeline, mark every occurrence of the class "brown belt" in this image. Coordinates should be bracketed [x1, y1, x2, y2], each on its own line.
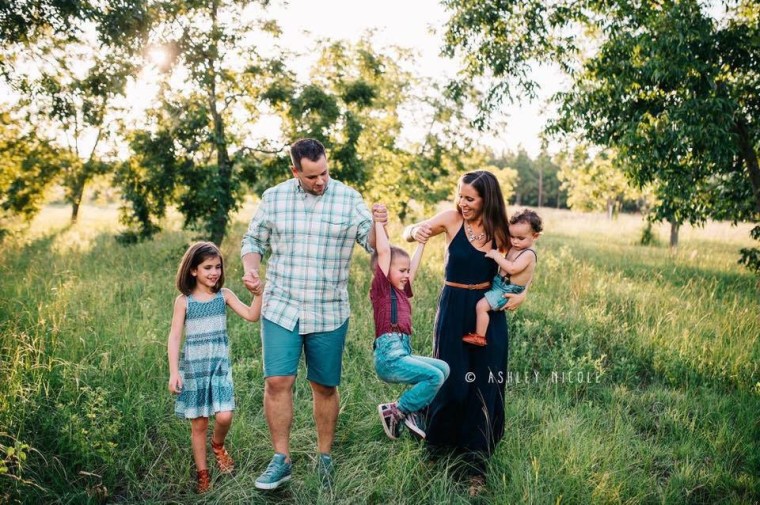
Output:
[444, 280, 491, 290]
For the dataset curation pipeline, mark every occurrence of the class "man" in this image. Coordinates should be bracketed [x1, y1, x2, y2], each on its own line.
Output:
[241, 138, 384, 489]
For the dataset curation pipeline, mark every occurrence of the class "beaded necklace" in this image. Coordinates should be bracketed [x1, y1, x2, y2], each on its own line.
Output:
[465, 221, 486, 242]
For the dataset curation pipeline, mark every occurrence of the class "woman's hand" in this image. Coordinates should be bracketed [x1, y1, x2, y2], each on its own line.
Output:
[412, 223, 433, 244]
[502, 290, 527, 311]
[168, 373, 183, 394]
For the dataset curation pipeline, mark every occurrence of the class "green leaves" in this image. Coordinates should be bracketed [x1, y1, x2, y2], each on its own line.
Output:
[444, 0, 760, 269]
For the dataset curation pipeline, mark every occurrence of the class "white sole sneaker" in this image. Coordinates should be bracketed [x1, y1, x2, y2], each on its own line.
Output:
[255, 474, 291, 490]
[377, 403, 400, 439]
[404, 416, 426, 439]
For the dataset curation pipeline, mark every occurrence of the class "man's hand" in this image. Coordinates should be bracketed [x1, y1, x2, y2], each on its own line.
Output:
[252, 281, 264, 296]
[372, 203, 388, 225]
[242, 270, 261, 294]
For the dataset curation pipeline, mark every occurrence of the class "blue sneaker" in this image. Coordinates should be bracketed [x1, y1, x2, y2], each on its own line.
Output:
[317, 453, 334, 489]
[255, 453, 292, 490]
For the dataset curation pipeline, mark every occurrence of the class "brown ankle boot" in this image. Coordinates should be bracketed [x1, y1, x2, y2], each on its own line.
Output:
[196, 469, 211, 494]
[211, 439, 235, 473]
[463, 332, 487, 346]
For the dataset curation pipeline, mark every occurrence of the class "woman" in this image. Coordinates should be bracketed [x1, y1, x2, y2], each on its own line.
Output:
[403, 171, 527, 495]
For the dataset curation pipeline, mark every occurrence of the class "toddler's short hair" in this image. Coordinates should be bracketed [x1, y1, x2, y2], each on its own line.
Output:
[371, 246, 410, 272]
[510, 209, 543, 233]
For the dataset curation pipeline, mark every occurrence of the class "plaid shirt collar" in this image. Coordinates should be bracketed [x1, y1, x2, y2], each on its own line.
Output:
[294, 177, 331, 198]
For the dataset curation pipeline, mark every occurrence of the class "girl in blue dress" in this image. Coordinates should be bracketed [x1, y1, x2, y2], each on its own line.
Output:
[402, 171, 528, 496]
[167, 242, 262, 493]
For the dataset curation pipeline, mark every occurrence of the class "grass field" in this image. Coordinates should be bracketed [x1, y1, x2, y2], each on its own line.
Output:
[1, 203, 758, 504]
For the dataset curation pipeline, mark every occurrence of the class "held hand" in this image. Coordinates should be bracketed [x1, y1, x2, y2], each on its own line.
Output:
[414, 223, 432, 244]
[252, 282, 264, 296]
[242, 270, 261, 294]
[502, 290, 527, 311]
[372, 203, 388, 225]
[168, 373, 183, 394]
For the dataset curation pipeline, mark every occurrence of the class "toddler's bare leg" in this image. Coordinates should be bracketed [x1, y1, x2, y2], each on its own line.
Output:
[475, 297, 491, 337]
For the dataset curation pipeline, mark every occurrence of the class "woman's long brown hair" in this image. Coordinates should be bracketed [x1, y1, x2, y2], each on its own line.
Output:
[457, 171, 510, 250]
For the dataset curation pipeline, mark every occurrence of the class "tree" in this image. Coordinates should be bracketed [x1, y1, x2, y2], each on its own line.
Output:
[118, 0, 283, 245]
[442, 0, 760, 267]
[534, 147, 563, 208]
[486, 164, 518, 204]
[494, 148, 564, 208]
[0, 111, 62, 236]
[0, 2, 150, 86]
[263, 37, 482, 221]
[0, 1, 149, 225]
[121, 17, 488, 242]
[557, 147, 645, 220]
[0, 1, 93, 46]
[7, 38, 133, 223]
[509, 148, 537, 206]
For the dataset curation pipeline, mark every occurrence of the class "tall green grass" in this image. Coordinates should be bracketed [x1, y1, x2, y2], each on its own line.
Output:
[0, 204, 758, 503]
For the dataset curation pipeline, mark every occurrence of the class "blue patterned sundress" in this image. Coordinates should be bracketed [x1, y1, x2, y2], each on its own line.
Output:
[174, 291, 235, 419]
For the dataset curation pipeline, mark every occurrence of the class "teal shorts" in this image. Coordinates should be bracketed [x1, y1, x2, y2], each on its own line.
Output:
[261, 318, 349, 387]
[484, 276, 526, 310]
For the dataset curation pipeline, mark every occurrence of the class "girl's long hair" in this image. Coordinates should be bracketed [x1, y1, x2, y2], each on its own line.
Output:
[176, 242, 225, 295]
[457, 171, 510, 249]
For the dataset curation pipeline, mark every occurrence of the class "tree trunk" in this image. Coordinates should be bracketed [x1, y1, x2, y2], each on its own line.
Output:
[734, 116, 760, 215]
[537, 167, 543, 207]
[69, 176, 86, 224]
[606, 198, 613, 220]
[70, 128, 102, 225]
[207, 0, 231, 247]
[669, 220, 679, 248]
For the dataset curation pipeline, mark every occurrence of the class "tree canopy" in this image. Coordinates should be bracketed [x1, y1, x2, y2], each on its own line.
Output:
[1, 1, 488, 244]
[442, 0, 760, 269]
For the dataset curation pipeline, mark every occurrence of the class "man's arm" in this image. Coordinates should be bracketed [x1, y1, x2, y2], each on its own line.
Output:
[241, 193, 270, 293]
[242, 252, 262, 293]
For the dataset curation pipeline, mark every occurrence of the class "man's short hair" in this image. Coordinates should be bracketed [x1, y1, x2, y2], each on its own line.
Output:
[290, 138, 326, 171]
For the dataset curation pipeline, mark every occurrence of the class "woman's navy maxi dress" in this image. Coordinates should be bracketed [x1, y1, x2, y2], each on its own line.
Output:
[426, 223, 509, 476]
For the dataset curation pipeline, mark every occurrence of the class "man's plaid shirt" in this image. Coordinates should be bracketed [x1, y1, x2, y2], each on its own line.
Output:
[241, 178, 373, 334]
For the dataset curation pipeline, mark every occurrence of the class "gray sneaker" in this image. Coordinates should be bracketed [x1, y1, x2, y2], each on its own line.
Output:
[317, 453, 334, 489]
[403, 411, 426, 440]
[255, 453, 292, 490]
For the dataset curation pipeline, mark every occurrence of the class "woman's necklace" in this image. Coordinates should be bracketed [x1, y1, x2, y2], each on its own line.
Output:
[465, 221, 486, 242]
